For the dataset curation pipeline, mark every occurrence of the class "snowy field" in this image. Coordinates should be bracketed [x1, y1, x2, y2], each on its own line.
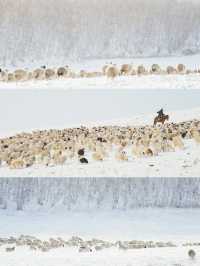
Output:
[1, 72, 200, 90]
[0, 178, 200, 265]
[1, 1, 200, 265]
[1, 245, 199, 266]
[0, 208, 200, 266]
[1, 55, 200, 90]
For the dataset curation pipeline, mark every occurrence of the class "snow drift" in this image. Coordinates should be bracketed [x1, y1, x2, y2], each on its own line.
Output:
[0, 0, 200, 66]
[0, 178, 200, 211]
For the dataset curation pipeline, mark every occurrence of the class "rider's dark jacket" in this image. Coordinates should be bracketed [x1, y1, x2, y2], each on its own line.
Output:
[157, 108, 164, 117]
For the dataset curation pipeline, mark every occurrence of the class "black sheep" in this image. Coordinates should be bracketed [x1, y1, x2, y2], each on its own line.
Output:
[80, 157, 88, 164]
[78, 148, 85, 156]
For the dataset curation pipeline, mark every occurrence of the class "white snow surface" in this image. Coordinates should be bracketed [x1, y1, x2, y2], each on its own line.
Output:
[1, 72, 200, 90]
[0, 245, 199, 266]
[1, 207, 200, 266]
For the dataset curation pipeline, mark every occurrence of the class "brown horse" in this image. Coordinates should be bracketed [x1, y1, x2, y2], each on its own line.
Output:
[154, 114, 169, 126]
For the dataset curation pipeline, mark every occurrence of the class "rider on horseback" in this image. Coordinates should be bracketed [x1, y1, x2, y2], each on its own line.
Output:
[154, 108, 169, 126]
[157, 108, 164, 118]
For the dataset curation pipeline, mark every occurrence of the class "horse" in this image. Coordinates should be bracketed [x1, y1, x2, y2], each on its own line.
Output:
[154, 114, 169, 126]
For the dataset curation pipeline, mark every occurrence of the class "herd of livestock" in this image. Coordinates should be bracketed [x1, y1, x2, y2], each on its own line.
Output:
[0, 63, 199, 82]
[0, 118, 199, 169]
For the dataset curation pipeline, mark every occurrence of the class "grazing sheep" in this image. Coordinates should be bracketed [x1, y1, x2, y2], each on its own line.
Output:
[80, 157, 88, 164]
[115, 150, 128, 161]
[95, 245, 104, 251]
[0, 118, 199, 169]
[106, 65, 119, 79]
[120, 64, 132, 75]
[45, 68, 56, 80]
[57, 67, 68, 77]
[30, 246, 37, 251]
[132, 138, 147, 157]
[6, 246, 15, 252]
[79, 246, 92, 252]
[67, 70, 77, 78]
[188, 249, 196, 259]
[86, 72, 102, 78]
[78, 148, 85, 156]
[52, 154, 67, 165]
[166, 66, 177, 74]
[151, 64, 161, 74]
[92, 152, 104, 161]
[131, 69, 137, 75]
[137, 65, 147, 75]
[172, 135, 184, 149]
[32, 68, 45, 80]
[41, 246, 50, 252]
[186, 69, 192, 74]
[177, 64, 186, 74]
[117, 241, 129, 250]
[14, 69, 28, 81]
[7, 73, 15, 82]
[8, 158, 25, 169]
[191, 130, 200, 144]
[145, 148, 153, 156]
[28, 72, 33, 80]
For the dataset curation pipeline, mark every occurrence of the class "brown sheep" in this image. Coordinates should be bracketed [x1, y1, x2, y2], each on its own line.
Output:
[186, 69, 192, 74]
[191, 130, 200, 144]
[32, 69, 45, 80]
[7, 73, 15, 82]
[45, 69, 56, 80]
[8, 158, 25, 169]
[120, 64, 132, 75]
[131, 69, 137, 75]
[57, 67, 68, 77]
[137, 65, 146, 75]
[106, 65, 119, 79]
[115, 150, 128, 161]
[166, 66, 177, 74]
[92, 152, 104, 161]
[177, 64, 186, 74]
[14, 69, 28, 81]
[172, 135, 184, 149]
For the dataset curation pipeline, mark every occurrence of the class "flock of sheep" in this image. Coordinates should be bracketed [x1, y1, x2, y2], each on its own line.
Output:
[0, 118, 199, 169]
[0, 235, 198, 254]
[0, 63, 199, 82]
